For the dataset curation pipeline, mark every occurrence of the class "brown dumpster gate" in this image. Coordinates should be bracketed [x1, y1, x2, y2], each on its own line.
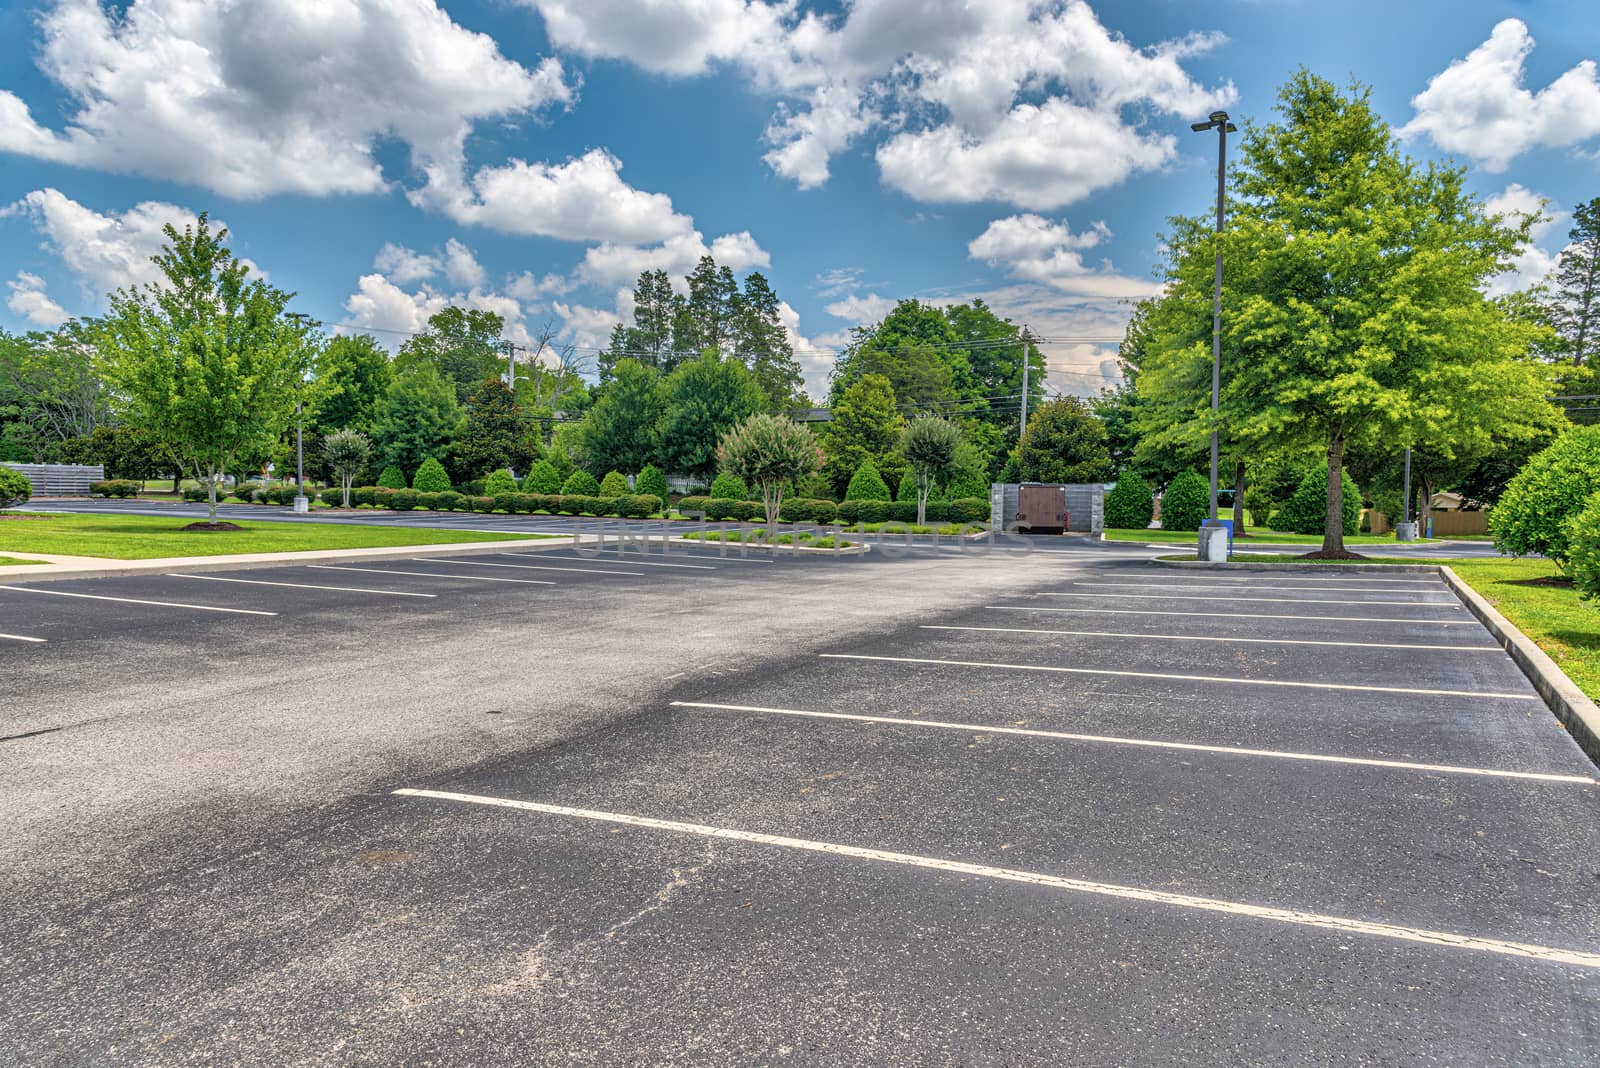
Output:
[1017, 484, 1069, 533]
[990, 483, 1103, 534]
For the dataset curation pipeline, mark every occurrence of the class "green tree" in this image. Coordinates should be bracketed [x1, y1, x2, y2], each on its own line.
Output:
[1018, 397, 1112, 483]
[581, 358, 665, 475]
[710, 471, 749, 499]
[98, 214, 308, 523]
[377, 465, 406, 489]
[1154, 72, 1555, 556]
[1276, 465, 1361, 536]
[734, 272, 804, 409]
[600, 470, 630, 496]
[1104, 475, 1156, 530]
[412, 456, 451, 493]
[371, 365, 464, 478]
[485, 469, 518, 496]
[944, 441, 991, 499]
[1490, 425, 1600, 569]
[844, 458, 892, 501]
[310, 334, 391, 434]
[522, 459, 561, 493]
[819, 373, 905, 495]
[635, 463, 670, 500]
[609, 268, 676, 375]
[1548, 196, 1600, 374]
[1566, 491, 1600, 601]
[944, 300, 1043, 444]
[1161, 470, 1210, 532]
[674, 256, 740, 360]
[562, 469, 600, 495]
[831, 300, 963, 408]
[322, 429, 372, 507]
[715, 413, 824, 528]
[394, 307, 504, 404]
[458, 378, 529, 478]
[658, 349, 765, 479]
[900, 415, 962, 524]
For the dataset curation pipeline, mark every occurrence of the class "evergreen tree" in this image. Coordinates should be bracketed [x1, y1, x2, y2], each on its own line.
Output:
[458, 378, 529, 477]
[522, 459, 561, 493]
[634, 464, 670, 500]
[1549, 196, 1600, 380]
[844, 458, 892, 501]
[734, 272, 804, 409]
[658, 350, 765, 479]
[371, 365, 464, 477]
[412, 456, 452, 493]
[819, 373, 905, 495]
[580, 358, 665, 475]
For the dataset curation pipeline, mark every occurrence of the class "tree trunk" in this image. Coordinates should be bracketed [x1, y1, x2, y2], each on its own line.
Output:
[206, 466, 219, 525]
[1322, 430, 1345, 555]
[917, 473, 929, 526]
[342, 474, 352, 509]
[1232, 460, 1246, 531]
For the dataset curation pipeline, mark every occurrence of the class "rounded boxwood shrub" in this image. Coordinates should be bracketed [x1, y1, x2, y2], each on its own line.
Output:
[836, 500, 860, 524]
[778, 497, 810, 522]
[886, 501, 919, 523]
[90, 479, 141, 498]
[1160, 470, 1210, 532]
[521, 459, 561, 494]
[600, 470, 631, 496]
[471, 495, 495, 513]
[704, 498, 739, 521]
[435, 490, 463, 512]
[732, 500, 762, 521]
[484, 468, 519, 497]
[634, 464, 670, 501]
[182, 484, 211, 502]
[413, 491, 438, 510]
[1275, 465, 1361, 536]
[1104, 475, 1155, 530]
[562, 469, 600, 496]
[617, 494, 662, 519]
[585, 496, 618, 516]
[490, 493, 517, 513]
[1491, 425, 1600, 568]
[923, 500, 952, 523]
[390, 488, 419, 510]
[351, 486, 377, 507]
[845, 459, 891, 501]
[710, 472, 748, 500]
[0, 466, 33, 508]
[857, 499, 890, 524]
[1566, 491, 1600, 600]
[321, 487, 344, 506]
[807, 499, 838, 524]
[949, 498, 989, 523]
[412, 457, 451, 493]
[377, 465, 406, 489]
[676, 495, 710, 515]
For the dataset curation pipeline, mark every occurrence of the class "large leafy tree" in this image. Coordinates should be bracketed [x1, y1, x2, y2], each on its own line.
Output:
[819, 373, 905, 495]
[581, 358, 665, 475]
[944, 300, 1043, 438]
[458, 378, 536, 477]
[310, 334, 391, 435]
[98, 215, 307, 523]
[1148, 72, 1556, 556]
[371, 364, 464, 478]
[831, 300, 962, 408]
[394, 307, 504, 404]
[658, 350, 765, 479]
[0, 321, 111, 450]
[1017, 397, 1112, 483]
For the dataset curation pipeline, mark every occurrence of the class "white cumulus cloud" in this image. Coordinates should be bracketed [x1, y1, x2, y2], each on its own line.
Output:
[7, 272, 71, 327]
[1482, 184, 1566, 297]
[577, 230, 771, 289]
[1398, 19, 1600, 171]
[968, 213, 1157, 298]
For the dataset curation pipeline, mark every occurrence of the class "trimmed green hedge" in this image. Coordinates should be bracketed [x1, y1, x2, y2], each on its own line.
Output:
[89, 479, 142, 498]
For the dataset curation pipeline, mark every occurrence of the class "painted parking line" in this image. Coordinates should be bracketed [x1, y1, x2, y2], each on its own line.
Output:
[0, 585, 278, 616]
[1038, 592, 1459, 608]
[818, 653, 1539, 701]
[670, 701, 1596, 785]
[306, 565, 554, 586]
[504, 553, 716, 570]
[414, 558, 646, 578]
[167, 574, 438, 598]
[393, 788, 1600, 969]
[985, 605, 1483, 626]
[920, 624, 1497, 653]
[0, 631, 47, 643]
[1073, 581, 1450, 596]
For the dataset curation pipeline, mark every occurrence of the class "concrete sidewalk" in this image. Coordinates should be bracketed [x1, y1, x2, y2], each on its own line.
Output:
[0, 535, 579, 583]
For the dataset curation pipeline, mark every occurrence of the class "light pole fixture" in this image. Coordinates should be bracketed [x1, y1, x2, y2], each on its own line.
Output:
[1190, 110, 1236, 531]
[285, 312, 319, 514]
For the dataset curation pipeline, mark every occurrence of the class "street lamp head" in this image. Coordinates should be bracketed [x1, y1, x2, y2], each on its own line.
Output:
[1209, 110, 1230, 124]
[1190, 121, 1213, 132]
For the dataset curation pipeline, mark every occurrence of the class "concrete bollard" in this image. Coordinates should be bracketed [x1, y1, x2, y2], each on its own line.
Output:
[1396, 521, 1418, 542]
[1197, 523, 1229, 562]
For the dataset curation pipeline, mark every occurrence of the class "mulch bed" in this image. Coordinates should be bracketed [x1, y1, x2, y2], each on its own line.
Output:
[1297, 549, 1371, 561]
[180, 521, 244, 532]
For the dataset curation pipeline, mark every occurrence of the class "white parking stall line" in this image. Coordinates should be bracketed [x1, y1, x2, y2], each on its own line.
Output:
[0, 585, 277, 616]
[393, 788, 1600, 969]
[919, 624, 1498, 653]
[670, 701, 1597, 785]
[503, 554, 716, 570]
[0, 631, 47, 643]
[1038, 592, 1459, 608]
[985, 605, 1483, 626]
[1073, 581, 1448, 595]
[413, 558, 646, 578]
[167, 574, 438, 598]
[307, 565, 554, 586]
[817, 653, 1539, 701]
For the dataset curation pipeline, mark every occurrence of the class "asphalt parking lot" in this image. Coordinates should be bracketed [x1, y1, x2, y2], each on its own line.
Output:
[2, 542, 1596, 1065]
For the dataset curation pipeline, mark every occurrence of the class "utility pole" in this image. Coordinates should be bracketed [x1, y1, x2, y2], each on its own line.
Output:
[1019, 326, 1031, 440]
[1191, 110, 1236, 523]
[502, 340, 522, 393]
[285, 313, 319, 514]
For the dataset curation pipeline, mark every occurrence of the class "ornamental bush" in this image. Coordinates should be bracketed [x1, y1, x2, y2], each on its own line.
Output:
[435, 490, 463, 511]
[90, 479, 141, 498]
[1275, 465, 1362, 536]
[377, 465, 406, 489]
[484, 469, 519, 497]
[807, 499, 838, 524]
[1104, 475, 1156, 530]
[562, 469, 600, 496]
[634, 464, 670, 501]
[412, 457, 451, 493]
[0, 466, 32, 508]
[182, 484, 211, 502]
[351, 486, 377, 507]
[522, 460, 561, 494]
[321, 487, 343, 506]
[856, 499, 890, 524]
[1490, 425, 1600, 569]
[704, 498, 738, 521]
[415, 491, 439, 510]
[710, 471, 748, 500]
[1160, 470, 1210, 532]
[949, 498, 989, 523]
[617, 494, 662, 519]
[471, 495, 495, 513]
[1567, 491, 1600, 600]
[845, 459, 891, 501]
[836, 500, 860, 524]
[676, 495, 710, 515]
[600, 470, 631, 497]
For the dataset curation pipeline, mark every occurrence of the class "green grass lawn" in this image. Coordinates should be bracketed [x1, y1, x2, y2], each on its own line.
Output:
[1106, 527, 1436, 545]
[1159, 553, 1599, 702]
[681, 528, 855, 549]
[0, 555, 44, 566]
[0, 512, 556, 560]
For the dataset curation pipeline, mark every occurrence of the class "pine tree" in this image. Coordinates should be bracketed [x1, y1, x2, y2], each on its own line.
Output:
[735, 272, 804, 410]
[1550, 197, 1600, 371]
[620, 269, 675, 371]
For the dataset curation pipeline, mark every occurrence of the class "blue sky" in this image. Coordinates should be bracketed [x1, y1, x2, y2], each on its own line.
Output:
[2, 0, 1598, 399]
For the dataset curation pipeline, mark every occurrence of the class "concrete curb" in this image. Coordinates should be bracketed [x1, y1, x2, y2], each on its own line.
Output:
[1440, 566, 1600, 767]
[1152, 558, 1446, 575]
[0, 536, 579, 584]
[666, 536, 870, 557]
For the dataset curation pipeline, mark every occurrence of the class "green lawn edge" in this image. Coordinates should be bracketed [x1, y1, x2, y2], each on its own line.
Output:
[1106, 528, 1439, 545]
[0, 512, 557, 560]
[0, 555, 45, 565]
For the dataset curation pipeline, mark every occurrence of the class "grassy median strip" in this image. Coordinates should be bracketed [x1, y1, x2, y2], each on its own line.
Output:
[0, 555, 45, 566]
[681, 528, 854, 549]
[1106, 528, 1437, 545]
[1162, 554, 1598, 703]
[0, 512, 557, 560]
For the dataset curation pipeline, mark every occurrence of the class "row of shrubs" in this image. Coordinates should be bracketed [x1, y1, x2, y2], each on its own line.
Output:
[329, 487, 664, 518]
[675, 496, 990, 525]
[89, 479, 143, 498]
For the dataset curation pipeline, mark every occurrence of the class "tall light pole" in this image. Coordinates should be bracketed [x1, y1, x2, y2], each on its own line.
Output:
[286, 313, 319, 513]
[1190, 110, 1236, 524]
